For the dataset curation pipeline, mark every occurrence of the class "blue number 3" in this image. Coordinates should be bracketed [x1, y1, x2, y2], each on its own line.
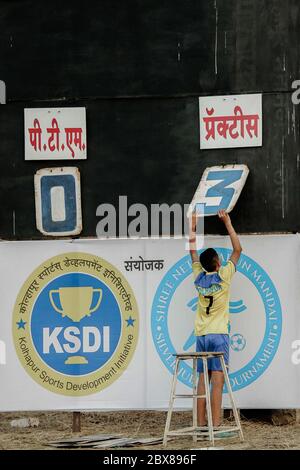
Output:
[204, 170, 243, 215]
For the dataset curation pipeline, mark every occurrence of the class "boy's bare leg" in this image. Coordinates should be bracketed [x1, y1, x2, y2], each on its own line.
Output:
[197, 373, 209, 426]
[211, 371, 225, 427]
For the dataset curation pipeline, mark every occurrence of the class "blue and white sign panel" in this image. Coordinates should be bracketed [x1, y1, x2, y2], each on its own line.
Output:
[148, 235, 300, 410]
[188, 164, 249, 217]
[34, 167, 82, 236]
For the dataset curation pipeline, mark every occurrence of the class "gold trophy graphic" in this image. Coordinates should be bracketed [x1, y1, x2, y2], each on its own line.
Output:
[49, 286, 102, 365]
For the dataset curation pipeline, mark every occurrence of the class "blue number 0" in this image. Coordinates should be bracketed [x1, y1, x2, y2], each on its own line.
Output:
[40, 174, 77, 233]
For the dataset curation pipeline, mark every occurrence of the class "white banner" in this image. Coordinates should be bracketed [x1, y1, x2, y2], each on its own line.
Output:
[0, 235, 299, 411]
[24, 107, 87, 160]
[199, 94, 262, 149]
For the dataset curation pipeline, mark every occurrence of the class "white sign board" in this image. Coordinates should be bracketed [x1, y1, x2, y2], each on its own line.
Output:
[199, 94, 262, 149]
[0, 80, 6, 104]
[0, 235, 299, 411]
[24, 107, 87, 160]
[188, 165, 249, 217]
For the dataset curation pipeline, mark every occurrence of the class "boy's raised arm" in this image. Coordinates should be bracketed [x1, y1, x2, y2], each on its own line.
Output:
[218, 210, 242, 266]
[189, 212, 199, 263]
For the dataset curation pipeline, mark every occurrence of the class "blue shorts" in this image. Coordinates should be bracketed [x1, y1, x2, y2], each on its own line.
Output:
[196, 334, 229, 373]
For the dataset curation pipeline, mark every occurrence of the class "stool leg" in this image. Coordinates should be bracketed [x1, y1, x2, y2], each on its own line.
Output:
[192, 357, 197, 442]
[163, 358, 180, 447]
[220, 355, 244, 442]
[203, 357, 214, 445]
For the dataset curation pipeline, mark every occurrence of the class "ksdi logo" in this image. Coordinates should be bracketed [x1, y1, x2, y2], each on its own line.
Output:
[13, 253, 139, 396]
[32, 274, 118, 375]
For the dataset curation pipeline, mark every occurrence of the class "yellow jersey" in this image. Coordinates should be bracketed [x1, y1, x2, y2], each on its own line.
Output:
[192, 259, 236, 336]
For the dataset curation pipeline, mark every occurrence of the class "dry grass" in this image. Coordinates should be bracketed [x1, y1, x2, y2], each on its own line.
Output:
[0, 411, 300, 450]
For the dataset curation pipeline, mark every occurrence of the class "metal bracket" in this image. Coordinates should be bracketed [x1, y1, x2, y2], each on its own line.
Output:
[0, 81, 6, 104]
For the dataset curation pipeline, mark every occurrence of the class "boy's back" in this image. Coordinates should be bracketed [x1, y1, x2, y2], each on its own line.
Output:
[192, 259, 235, 336]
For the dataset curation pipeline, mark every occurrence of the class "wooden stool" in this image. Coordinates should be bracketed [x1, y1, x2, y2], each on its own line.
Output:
[163, 352, 244, 446]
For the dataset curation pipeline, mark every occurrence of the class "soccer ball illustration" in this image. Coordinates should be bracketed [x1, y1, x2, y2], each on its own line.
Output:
[230, 333, 246, 352]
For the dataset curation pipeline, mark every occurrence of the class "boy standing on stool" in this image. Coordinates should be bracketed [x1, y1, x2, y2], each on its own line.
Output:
[189, 210, 242, 431]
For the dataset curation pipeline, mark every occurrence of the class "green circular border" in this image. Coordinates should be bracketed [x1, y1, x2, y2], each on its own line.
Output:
[13, 252, 139, 396]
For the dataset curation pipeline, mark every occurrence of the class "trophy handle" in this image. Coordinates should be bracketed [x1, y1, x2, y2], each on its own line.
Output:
[89, 288, 103, 314]
[49, 290, 64, 314]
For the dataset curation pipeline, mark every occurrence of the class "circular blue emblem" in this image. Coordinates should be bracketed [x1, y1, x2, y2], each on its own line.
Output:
[31, 273, 121, 376]
[151, 248, 282, 392]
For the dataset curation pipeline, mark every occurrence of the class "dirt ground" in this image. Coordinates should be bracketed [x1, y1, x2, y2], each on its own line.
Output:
[0, 411, 300, 450]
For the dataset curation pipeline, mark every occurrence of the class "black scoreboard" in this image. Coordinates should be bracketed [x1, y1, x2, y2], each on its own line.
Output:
[0, 0, 299, 238]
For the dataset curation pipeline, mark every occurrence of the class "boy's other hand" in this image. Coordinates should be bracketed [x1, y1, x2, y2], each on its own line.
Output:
[218, 209, 231, 227]
[218, 210, 242, 263]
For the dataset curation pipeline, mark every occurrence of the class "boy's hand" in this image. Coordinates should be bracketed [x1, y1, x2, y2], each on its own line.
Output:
[190, 212, 198, 232]
[218, 209, 232, 227]
[192, 213, 197, 232]
[189, 212, 199, 263]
